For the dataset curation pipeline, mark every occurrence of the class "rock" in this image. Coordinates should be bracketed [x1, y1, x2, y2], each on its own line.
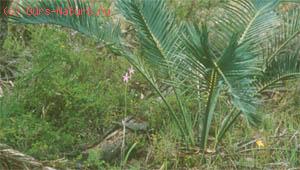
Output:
[83, 117, 148, 163]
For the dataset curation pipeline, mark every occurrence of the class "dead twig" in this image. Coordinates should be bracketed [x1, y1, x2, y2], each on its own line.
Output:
[0, 143, 57, 170]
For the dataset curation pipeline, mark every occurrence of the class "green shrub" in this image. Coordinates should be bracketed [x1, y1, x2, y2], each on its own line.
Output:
[0, 26, 152, 161]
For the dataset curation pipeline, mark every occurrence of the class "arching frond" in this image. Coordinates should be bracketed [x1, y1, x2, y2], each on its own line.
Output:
[215, 35, 262, 126]
[10, 0, 120, 44]
[257, 51, 300, 93]
[117, 0, 194, 144]
[182, 23, 262, 126]
[211, 0, 280, 51]
[180, 23, 211, 86]
[116, 0, 182, 70]
[265, 7, 300, 63]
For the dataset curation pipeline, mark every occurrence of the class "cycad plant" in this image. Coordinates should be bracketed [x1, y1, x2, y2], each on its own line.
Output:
[11, 0, 300, 151]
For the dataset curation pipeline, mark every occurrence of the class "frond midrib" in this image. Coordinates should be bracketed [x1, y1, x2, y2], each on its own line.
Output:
[257, 72, 300, 93]
[238, 5, 265, 44]
[136, 5, 169, 61]
[267, 29, 300, 63]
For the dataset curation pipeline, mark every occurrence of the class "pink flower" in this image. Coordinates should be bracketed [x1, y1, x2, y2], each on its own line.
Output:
[128, 66, 135, 76]
[122, 66, 135, 83]
[123, 72, 130, 83]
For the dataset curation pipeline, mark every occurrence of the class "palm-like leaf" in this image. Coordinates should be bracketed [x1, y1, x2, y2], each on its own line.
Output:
[116, 0, 182, 69]
[116, 0, 192, 143]
[257, 51, 300, 93]
[217, 37, 262, 125]
[265, 7, 300, 63]
[10, 0, 120, 44]
[182, 23, 262, 122]
[179, 24, 211, 85]
[211, 0, 280, 51]
[181, 23, 262, 148]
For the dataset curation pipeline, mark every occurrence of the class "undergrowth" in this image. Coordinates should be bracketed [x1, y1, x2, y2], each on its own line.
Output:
[1, 0, 300, 169]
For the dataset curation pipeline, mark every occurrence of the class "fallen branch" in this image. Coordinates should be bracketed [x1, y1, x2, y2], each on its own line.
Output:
[0, 143, 56, 170]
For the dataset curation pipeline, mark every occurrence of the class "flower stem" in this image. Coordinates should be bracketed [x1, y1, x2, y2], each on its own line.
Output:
[124, 83, 127, 117]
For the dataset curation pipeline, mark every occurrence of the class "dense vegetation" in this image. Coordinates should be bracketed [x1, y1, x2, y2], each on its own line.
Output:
[1, 0, 300, 169]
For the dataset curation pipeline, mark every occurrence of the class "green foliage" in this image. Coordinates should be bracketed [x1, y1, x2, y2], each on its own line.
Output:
[10, 0, 300, 151]
[116, 0, 300, 150]
[2, 0, 300, 169]
[0, 26, 151, 163]
[167, 0, 229, 21]
[85, 150, 106, 169]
